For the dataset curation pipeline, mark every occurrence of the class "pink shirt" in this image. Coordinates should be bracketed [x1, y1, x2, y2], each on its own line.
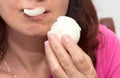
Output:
[96, 25, 120, 78]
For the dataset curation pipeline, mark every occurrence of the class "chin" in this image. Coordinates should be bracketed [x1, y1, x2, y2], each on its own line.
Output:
[25, 30, 48, 37]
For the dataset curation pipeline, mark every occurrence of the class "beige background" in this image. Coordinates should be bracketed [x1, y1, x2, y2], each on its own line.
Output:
[93, 0, 120, 39]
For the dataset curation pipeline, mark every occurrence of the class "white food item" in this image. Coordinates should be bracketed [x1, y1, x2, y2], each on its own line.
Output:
[48, 16, 81, 43]
[23, 7, 45, 16]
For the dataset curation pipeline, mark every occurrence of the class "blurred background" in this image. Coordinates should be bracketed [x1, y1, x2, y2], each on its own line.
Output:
[93, 0, 120, 39]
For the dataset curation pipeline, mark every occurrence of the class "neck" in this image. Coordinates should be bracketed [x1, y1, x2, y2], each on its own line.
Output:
[5, 31, 48, 71]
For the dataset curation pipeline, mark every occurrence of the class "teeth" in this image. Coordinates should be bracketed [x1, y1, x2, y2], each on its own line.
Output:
[48, 16, 81, 43]
[23, 7, 45, 16]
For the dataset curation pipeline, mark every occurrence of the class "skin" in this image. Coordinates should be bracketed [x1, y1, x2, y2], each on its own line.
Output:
[0, 0, 97, 78]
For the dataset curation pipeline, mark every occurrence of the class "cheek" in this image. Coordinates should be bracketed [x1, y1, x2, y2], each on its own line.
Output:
[0, 3, 13, 18]
[0, 1, 20, 26]
[58, 0, 69, 13]
[50, 0, 69, 15]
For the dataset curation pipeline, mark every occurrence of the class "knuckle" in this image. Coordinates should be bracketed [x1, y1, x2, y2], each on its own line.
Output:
[51, 66, 60, 74]
[87, 72, 98, 78]
[61, 58, 71, 67]
[52, 44, 59, 50]
[85, 67, 98, 78]
[73, 56, 85, 65]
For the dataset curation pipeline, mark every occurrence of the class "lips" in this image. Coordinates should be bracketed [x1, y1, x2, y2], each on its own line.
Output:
[23, 7, 46, 16]
[22, 7, 50, 20]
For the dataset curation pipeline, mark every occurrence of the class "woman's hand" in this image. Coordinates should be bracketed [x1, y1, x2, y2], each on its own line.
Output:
[45, 33, 97, 78]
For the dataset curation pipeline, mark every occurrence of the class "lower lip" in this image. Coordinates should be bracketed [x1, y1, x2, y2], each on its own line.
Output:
[25, 12, 49, 21]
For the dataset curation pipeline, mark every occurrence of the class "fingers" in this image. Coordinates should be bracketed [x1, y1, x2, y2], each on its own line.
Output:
[61, 35, 96, 75]
[45, 33, 97, 78]
[44, 41, 68, 78]
[46, 34, 80, 77]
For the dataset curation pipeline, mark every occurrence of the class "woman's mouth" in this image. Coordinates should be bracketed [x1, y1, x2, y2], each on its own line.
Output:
[23, 7, 45, 16]
[22, 7, 50, 20]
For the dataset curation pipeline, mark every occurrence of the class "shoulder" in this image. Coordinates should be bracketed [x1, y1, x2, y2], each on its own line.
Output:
[96, 24, 120, 59]
[96, 24, 120, 61]
[96, 24, 120, 78]
[97, 24, 120, 50]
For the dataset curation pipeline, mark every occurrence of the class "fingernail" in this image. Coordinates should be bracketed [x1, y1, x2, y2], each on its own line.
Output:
[62, 35, 69, 42]
[48, 33, 55, 41]
[44, 41, 50, 48]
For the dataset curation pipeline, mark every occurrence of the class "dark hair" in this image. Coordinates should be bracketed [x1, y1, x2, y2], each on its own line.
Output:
[0, 0, 99, 66]
[0, 16, 7, 60]
[66, 0, 99, 66]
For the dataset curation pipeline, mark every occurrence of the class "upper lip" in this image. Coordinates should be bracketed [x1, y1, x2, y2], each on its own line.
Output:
[21, 8, 50, 16]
